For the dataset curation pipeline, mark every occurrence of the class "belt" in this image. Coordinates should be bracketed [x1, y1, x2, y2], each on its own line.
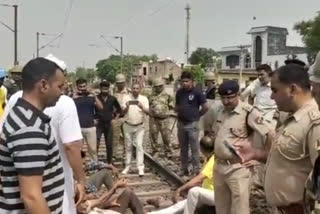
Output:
[216, 158, 241, 165]
[277, 203, 304, 214]
[152, 115, 168, 120]
[124, 121, 143, 126]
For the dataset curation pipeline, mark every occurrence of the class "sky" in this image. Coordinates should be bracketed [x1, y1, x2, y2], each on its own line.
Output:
[0, 0, 320, 71]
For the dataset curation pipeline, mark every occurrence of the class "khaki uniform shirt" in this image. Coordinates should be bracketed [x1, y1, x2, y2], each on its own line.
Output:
[148, 91, 174, 118]
[214, 101, 271, 161]
[264, 99, 320, 207]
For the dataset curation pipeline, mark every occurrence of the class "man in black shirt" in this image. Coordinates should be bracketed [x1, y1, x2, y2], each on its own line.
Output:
[96, 81, 122, 164]
[74, 78, 103, 161]
[175, 71, 208, 176]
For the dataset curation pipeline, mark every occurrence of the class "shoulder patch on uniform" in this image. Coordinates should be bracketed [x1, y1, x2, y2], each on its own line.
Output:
[309, 110, 320, 121]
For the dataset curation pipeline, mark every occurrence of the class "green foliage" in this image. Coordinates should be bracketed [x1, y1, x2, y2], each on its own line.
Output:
[183, 65, 204, 84]
[294, 12, 320, 58]
[75, 67, 96, 83]
[96, 54, 158, 83]
[189, 47, 219, 68]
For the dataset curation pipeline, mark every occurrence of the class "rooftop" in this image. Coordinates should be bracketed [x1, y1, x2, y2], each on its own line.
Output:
[247, 26, 288, 35]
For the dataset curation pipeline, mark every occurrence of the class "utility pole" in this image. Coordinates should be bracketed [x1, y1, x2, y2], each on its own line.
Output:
[13, 5, 18, 65]
[36, 32, 39, 57]
[185, 3, 190, 64]
[120, 36, 123, 73]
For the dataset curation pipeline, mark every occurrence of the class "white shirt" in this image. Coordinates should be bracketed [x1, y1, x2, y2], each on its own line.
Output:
[122, 94, 149, 125]
[0, 91, 82, 214]
[251, 82, 277, 111]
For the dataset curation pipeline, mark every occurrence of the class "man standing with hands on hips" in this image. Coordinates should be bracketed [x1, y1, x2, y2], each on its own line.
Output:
[121, 83, 149, 176]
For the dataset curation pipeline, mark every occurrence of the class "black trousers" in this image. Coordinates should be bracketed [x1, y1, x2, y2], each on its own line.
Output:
[97, 122, 113, 164]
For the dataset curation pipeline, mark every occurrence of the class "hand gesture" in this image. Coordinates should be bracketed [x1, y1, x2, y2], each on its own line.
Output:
[233, 138, 256, 163]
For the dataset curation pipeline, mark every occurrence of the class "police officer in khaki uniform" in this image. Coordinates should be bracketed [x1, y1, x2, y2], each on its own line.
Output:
[308, 51, 320, 214]
[213, 80, 271, 214]
[236, 63, 320, 214]
[112, 73, 130, 159]
[201, 72, 222, 136]
[148, 78, 174, 155]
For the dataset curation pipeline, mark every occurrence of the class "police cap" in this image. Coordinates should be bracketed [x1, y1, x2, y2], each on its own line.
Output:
[218, 80, 239, 96]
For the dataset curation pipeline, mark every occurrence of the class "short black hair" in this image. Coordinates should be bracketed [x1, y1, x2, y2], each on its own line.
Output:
[100, 81, 110, 88]
[180, 71, 193, 80]
[256, 64, 272, 74]
[273, 64, 310, 91]
[76, 78, 87, 86]
[200, 136, 214, 152]
[22, 57, 62, 91]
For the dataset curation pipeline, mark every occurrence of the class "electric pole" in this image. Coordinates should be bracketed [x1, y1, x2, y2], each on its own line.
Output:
[13, 5, 18, 65]
[185, 3, 190, 64]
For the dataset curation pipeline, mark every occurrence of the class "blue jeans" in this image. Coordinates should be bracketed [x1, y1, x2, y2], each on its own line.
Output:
[177, 120, 200, 173]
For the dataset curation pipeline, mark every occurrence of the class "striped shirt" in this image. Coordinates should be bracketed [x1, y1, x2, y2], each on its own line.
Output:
[0, 98, 64, 214]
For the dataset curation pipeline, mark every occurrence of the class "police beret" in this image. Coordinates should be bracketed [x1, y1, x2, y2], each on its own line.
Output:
[218, 80, 239, 96]
[284, 58, 306, 67]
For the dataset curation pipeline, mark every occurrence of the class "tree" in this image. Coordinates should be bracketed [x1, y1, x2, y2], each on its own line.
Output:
[189, 47, 219, 68]
[75, 67, 96, 83]
[294, 12, 320, 60]
[96, 54, 158, 83]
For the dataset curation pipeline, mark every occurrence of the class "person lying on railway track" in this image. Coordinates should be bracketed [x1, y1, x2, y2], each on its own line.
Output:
[148, 135, 215, 214]
[82, 151, 119, 194]
[76, 178, 146, 214]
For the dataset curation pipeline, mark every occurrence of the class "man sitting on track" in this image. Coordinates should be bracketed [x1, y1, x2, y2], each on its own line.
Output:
[148, 135, 215, 214]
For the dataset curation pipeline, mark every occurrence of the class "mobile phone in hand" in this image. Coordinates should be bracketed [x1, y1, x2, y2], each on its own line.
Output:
[129, 100, 139, 105]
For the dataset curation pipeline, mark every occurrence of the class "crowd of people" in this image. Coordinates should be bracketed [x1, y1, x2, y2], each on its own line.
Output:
[0, 51, 320, 214]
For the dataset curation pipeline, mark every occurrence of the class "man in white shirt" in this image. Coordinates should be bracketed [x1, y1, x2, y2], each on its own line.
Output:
[0, 55, 86, 214]
[121, 83, 149, 176]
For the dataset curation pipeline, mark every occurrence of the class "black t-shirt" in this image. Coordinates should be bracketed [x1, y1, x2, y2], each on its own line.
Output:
[96, 94, 122, 124]
[175, 87, 207, 122]
[74, 96, 96, 128]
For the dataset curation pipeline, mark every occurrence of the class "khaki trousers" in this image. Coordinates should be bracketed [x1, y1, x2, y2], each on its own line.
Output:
[82, 127, 97, 161]
[214, 164, 250, 214]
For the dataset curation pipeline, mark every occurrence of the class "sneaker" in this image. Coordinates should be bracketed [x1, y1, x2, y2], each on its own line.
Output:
[138, 170, 144, 177]
[121, 166, 130, 175]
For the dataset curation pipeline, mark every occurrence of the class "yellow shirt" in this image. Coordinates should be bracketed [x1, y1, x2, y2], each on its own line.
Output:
[201, 155, 215, 191]
[0, 86, 6, 119]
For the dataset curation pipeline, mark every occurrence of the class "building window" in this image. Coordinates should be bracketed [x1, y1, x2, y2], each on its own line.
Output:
[143, 67, 147, 76]
[155, 66, 158, 73]
[226, 55, 240, 68]
[245, 54, 251, 68]
[275, 61, 279, 69]
[255, 36, 262, 68]
[150, 67, 152, 72]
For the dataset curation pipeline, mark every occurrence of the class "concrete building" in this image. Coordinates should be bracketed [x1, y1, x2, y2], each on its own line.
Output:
[130, 58, 182, 86]
[148, 58, 182, 82]
[217, 26, 308, 88]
